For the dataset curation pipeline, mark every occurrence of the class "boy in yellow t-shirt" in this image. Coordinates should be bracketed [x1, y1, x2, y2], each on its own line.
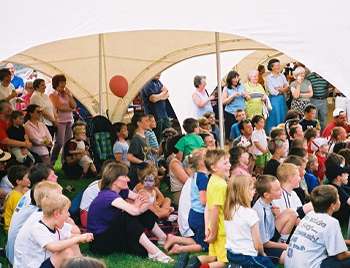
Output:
[3, 165, 30, 231]
[186, 149, 231, 268]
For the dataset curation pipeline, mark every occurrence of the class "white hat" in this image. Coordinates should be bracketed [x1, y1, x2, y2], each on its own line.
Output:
[311, 137, 328, 152]
[333, 108, 345, 117]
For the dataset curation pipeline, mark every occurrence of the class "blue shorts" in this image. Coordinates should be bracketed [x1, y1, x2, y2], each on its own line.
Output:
[188, 209, 208, 251]
[40, 258, 54, 268]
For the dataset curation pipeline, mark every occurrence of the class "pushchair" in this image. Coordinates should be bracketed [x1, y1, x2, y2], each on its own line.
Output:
[87, 115, 116, 171]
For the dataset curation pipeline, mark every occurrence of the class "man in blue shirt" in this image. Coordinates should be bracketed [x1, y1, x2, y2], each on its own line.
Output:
[6, 63, 24, 91]
[141, 73, 170, 141]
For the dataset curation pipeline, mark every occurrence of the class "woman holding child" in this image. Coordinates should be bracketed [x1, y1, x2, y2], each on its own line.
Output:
[87, 162, 173, 263]
[24, 104, 52, 164]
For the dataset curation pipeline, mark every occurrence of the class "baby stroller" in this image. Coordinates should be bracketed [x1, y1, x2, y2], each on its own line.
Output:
[87, 115, 116, 171]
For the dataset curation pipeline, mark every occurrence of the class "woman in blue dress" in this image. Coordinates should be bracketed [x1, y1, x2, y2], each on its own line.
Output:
[222, 70, 246, 140]
[265, 59, 289, 134]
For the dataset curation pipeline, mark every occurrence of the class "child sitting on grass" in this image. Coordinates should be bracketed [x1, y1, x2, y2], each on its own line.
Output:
[285, 185, 350, 267]
[6, 180, 63, 265]
[3, 165, 29, 232]
[134, 162, 173, 219]
[253, 175, 298, 265]
[14, 193, 93, 268]
[264, 138, 286, 177]
[113, 122, 129, 166]
[224, 175, 275, 267]
[305, 154, 320, 193]
[164, 148, 208, 254]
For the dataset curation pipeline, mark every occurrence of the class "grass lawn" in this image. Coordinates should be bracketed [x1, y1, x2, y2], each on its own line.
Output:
[0, 160, 176, 267]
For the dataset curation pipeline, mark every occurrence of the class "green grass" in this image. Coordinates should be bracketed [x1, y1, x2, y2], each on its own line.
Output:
[0, 159, 176, 267]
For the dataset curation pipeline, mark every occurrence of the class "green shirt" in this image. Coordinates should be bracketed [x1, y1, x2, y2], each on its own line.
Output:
[175, 133, 204, 157]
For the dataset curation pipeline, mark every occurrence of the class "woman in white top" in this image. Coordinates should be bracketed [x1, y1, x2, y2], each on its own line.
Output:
[30, 78, 57, 138]
[224, 175, 274, 267]
[0, 68, 17, 104]
[192, 75, 214, 118]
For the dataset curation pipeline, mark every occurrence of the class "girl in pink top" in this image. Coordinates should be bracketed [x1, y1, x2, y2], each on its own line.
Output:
[24, 104, 53, 164]
[229, 146, 252, 177]
[49, 74, 76, 165]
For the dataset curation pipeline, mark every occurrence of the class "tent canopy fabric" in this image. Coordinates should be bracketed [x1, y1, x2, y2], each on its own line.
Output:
[2, 0, 349, 120]
[5, 31, 270, 121]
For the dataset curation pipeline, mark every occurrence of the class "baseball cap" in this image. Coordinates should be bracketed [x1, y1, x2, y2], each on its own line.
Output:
[333, 108, 345, 117]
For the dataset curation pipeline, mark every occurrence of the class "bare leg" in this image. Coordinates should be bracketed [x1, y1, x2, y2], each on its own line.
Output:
[168, 243, 201, 254]
[164, 233, 196, 251]
[151, 223, 167, 241]
[139, 233, 169, 259]
[276, 208, 297, 235]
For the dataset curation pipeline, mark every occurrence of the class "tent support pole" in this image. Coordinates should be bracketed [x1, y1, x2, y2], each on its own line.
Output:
[98, 33, 103, 115]
[215, 32, 224, 149]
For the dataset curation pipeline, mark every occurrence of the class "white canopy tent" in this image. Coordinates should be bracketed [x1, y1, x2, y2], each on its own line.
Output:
[2, 0, 350, 122]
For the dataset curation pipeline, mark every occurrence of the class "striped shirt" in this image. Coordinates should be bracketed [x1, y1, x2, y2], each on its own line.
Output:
[145, 129, 159, 149]
[306, 72, 330, 99]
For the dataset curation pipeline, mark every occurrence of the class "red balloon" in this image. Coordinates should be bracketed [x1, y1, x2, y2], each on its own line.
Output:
[109, 75, 128, 97]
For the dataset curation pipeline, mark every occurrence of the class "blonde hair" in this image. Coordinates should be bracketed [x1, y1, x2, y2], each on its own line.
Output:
[293, 66, 305, 79]
[34, 181, 63, 208]
[276, 163, 299, 183]
[41, 193, 71, 217]
[224, 175, 254, 220]
[247, 69, 259, 81]
[188, 148, 207, 171]
[204, 149, 228, 173]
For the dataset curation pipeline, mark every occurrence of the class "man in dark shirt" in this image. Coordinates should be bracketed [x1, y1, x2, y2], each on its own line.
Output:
[141, 73, 170, 141]
[299, 104, 320, 131]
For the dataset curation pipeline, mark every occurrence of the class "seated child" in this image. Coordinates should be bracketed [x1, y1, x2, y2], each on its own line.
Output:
[253, 175, 298, 265]
[164, 149, 208, 254]
[61, 256, 106, 268]
[225, 175, 274, 267]
[299, 104, 320, 131]
[7, 111, 35, 166]
[145, 115, 159, 156]
[305, 154, 320, 193]
[113, 122, 130, 166]
[6, 180, 63, 265]
[326, 155, 350, 226]
[14, 193, 93, 268]
[3, 165, 29, 232]
[134, 162, 173, 219]
[264, 138, 286, 177]
[284, 155, 309, 204]
[273, 163, 313, 219]
[311, 137, 329, 182]
[0, 150, 13, 200]
[68, 125, 96, 177]
[285, 185, 350, 267]
[175, 118, 204, 161]
[251, 115, 269, 175]
[270, 127, 289, 155]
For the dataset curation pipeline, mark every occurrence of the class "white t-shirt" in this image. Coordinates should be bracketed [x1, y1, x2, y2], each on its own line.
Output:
[272, 189, 302, 212]
[113, 140, 130, 166]
[6, 205, 39, 265]
[251, 128, 268, 156]
[30, 91, 55, 126]
[225, 206, 260, 256]
[14, 215, 72, 268]
[285, 211, 347, 268]
[80, 180, 100, 211]
[178, 176, 194, 237]
[0, 83, 14, 100]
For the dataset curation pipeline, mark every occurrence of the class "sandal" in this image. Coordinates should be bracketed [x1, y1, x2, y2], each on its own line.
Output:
[148, 251, 174, 263]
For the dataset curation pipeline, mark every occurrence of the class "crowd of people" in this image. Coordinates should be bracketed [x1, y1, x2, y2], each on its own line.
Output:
[1, 59, 350, 268]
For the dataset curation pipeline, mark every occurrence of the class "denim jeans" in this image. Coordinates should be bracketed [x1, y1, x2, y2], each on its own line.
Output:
[227, 251, 276, 268]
